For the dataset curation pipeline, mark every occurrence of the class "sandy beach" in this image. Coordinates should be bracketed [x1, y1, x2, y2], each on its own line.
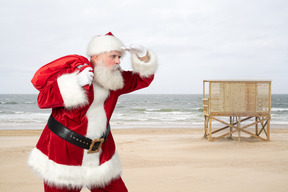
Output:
[0, 128, 288, 192]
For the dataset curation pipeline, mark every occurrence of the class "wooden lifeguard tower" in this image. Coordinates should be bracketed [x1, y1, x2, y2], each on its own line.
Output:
[203, 80, 271, 141]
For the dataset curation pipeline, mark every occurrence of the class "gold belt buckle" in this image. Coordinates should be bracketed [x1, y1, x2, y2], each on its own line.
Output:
[87, 138, 104, 154]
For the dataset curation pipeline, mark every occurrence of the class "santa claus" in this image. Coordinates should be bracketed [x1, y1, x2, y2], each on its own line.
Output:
[28, 32, 158, 192]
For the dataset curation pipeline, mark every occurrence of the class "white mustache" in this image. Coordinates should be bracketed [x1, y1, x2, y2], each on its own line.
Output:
[112, 65, 121, 71]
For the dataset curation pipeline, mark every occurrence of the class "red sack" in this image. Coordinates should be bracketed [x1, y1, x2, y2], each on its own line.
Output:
[31, 55, 92, 91]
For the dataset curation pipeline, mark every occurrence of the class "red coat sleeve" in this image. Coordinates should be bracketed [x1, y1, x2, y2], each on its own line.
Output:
[120, 71, 154, 95]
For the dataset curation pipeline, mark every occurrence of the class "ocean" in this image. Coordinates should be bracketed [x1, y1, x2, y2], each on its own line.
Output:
[0, 94, 287, 130]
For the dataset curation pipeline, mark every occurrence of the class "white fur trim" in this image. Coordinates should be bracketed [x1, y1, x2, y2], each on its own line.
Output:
[85, 83, 110, 139]
[28, 148, 122, 188]
[57, 72, 88, 108]
[87, 35, 125, 57]
[131, 49, 158, 77]
[81, 84, 110, 170]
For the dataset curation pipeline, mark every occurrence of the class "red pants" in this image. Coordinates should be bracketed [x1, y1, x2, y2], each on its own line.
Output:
[44, 178, 128, 192]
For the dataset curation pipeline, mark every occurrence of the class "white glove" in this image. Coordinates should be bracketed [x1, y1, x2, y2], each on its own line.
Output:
[76, 67, 94, 87]
[121, 44, 147, 58]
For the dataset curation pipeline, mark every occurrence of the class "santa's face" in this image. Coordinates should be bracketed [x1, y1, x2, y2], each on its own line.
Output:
[91, 51, 122, 68]
[91, 51, 124, 91]
[101, 51, 122, 68]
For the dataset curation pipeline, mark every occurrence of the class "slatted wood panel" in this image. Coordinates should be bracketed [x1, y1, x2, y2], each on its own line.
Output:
[208, 81, 271, 116]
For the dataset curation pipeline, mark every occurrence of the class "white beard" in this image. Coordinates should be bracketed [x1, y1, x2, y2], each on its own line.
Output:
[93, 61, 124, 91]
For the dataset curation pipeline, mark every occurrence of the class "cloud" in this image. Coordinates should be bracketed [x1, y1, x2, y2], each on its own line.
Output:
[0, 0, 287, 94]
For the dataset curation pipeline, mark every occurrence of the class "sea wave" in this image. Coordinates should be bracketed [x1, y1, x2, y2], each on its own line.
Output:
[1, 94, 288, 129]
[271, 108, 288, 112]
[0, 101, 36, 105]
[0, 101, 18, 105]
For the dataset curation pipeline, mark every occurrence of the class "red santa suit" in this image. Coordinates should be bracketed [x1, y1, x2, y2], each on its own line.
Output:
[28, 33, 158, 190]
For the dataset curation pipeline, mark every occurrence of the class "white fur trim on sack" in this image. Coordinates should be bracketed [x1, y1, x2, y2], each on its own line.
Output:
[27, 148, 122, 188]
[131, 49, 158, 77]
[57, 72, 89, 109]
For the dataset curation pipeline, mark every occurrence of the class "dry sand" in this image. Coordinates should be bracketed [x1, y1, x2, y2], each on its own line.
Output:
[0, 128, 288, 192]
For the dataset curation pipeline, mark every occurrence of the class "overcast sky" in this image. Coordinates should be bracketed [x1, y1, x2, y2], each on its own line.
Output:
[0, 0, 287, 94]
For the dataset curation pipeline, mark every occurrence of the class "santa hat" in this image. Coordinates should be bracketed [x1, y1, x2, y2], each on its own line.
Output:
[87, 32, 125, 57]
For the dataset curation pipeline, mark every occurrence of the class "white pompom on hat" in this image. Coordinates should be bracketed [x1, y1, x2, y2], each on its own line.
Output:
[87, 32, 125, 57]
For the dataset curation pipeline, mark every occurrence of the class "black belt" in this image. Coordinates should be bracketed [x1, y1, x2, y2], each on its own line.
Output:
[47, 115, 110, 153]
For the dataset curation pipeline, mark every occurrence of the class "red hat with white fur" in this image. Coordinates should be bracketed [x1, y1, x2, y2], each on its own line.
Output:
[87, 32, 125, 57]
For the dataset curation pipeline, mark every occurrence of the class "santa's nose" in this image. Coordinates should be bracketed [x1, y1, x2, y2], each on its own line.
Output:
[115, 57, 121, 65]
